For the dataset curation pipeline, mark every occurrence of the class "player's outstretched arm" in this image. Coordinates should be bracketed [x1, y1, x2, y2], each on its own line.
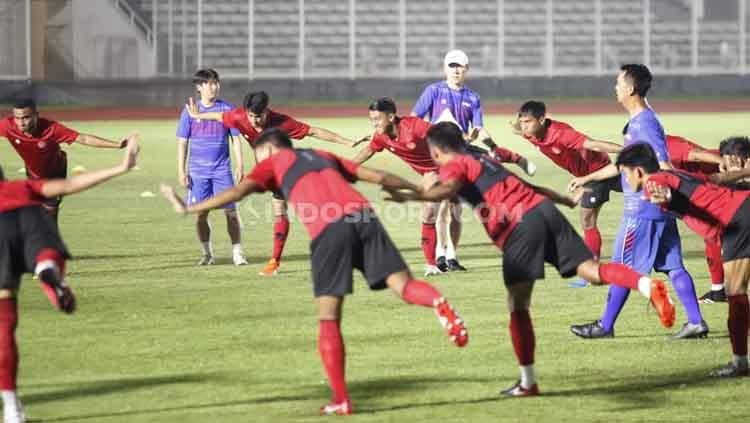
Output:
[568, 163, 619, 192]
[354, 166, 421, 192]
[76, 132, 129, 149]
[583, 138, 624, 154]
[688, 148, 723, 165]
[527, 182, 577, 208]
[709, 167, 750, 185]
[307, 126, 356, 147]
[184, 97, 223, 121]
[384, 179, 461, 203]
[41, 135, 140, 198]
[352, 145, 376, 164]
[161, 178, 260, 215]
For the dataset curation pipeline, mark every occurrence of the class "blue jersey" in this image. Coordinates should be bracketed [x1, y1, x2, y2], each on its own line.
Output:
[176, 99, 239, 178]
[622, 108, 669, 219]
[412, 81, 483, 133]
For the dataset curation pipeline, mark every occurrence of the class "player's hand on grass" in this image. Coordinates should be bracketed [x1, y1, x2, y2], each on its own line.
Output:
[352, 135, 371, 148]
[509, 119, 522, 135]
[160, 184, 187, 214]
[645, 181, 671, 204]
[186, 97, 200, 118]
[121, 135, 140, 171]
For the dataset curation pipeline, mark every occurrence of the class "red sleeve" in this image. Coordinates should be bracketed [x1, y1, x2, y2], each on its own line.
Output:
[666, 136, 691, 164]
[244, 157, 277, 192]
[317, 150, 360, 181]
[52, 122, 79, 145]
[279, 115, 311, 139]
[439, 159, 468, 184]
[646, 172, 681, 191]
[558, 128, 588, 150]
[368, 134, 385, 153]
[222, 108, 243, 129]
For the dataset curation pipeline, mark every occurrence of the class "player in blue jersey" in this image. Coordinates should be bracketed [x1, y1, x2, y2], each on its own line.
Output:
[568, 64, 707, 339]
[412, 50, 536, 272]
[176, 68, 247, 266]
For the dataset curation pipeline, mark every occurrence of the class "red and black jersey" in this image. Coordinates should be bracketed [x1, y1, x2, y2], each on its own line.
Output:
[646, 171, 750, 237]
[0, 179, 47, 213]
[439, 154, 545, 249]
[522, 119, 610, 177]
[666, 135, 719, 176]
[222, 108, 311, 146]
[0, 117, 78, 178]
[245, 148, 369, 240]
[368, 116, 438, 175]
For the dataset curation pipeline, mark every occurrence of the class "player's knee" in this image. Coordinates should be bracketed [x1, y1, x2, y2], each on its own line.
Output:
[580, 208, 598, 228]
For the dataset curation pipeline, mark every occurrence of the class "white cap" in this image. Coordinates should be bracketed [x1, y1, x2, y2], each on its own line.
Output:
[444, 49, 469, 66]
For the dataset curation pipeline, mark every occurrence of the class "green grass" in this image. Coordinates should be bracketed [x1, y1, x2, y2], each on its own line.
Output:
[3, 112, 750, 422]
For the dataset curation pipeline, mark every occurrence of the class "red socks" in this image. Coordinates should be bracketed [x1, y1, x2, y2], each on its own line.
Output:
[318, 320, 348, 403]
[598, 263, 640, 290]
[728, 295, 749, 357]
[704, 239, 724, 287]
[272, 216, 290, 262]
[421, 223, 437, 266]
[0, 299, 18, 390]
[402, 280, 441, 307]
[583, 227, 602, 260]
[509, 310, 535, 366]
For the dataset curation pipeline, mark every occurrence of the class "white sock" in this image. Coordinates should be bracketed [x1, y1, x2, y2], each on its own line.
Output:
[733, 354, 749, 368]
[637, 276, 651, 298]
[232, 243, 243, 256]
[435, 244, 446, 258]
[445, 243, 456, 260]
[2, 390, 18, 413]
[519, 365, 536, 389]
[712, 283, 724, 291]
[201, 242, 213, 256]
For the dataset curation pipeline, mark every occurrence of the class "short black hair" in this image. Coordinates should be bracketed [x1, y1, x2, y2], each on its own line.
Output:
[244, 91, 270, 114]
[192, 68, 220, 85]
[518, 100, 546, 119]
[368, 97, 397, 114]
[615, 142, 660, 173]
[620, 64, 652, 97]
[719, 136, 750, 159]
[426, 122, 465, 153]
[254, 128, 293, 149]
[13, 98, 36, 112]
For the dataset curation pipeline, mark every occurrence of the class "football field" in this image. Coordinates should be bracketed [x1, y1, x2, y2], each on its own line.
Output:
[3, 111, 749, 422]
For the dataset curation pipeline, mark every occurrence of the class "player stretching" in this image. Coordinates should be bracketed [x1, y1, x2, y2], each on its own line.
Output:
[412, 49, 535, 272]
[617, 142, 750, 377]
[384, 122, 675, 396]
[0, 137, 140, 423]
[0, 99, 131, 225]
[568, 64, 707, 340]
[185, 91, 358, 276]
[511, 100, 622, 287]
[354, 98, 443, 276]
[177, 69, 247, 266]
[161, 128, 469, 415]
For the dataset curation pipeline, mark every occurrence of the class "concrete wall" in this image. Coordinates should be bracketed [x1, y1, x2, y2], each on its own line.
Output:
[1, 75, 749, 107]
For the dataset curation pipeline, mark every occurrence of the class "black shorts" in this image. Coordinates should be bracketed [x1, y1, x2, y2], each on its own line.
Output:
[721, 198, 750, 262]
[580, 176, 621, 209]
[0, 206, 71, 290]
[309, 209, 408, 297]
[27, 153, 67, 210]
[502, 200, 593, 283]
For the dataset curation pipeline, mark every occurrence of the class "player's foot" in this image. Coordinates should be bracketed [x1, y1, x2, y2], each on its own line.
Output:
[518, 157, 537, 177]
[500, 381, 540, 397]
[424, 264, 444, 277]
[670, 320, 709, 339]
[436, 256, 449, 273]
[434, 297, 469, 347]
[649, 279, 676, 328]
[447, 259, 467, 272]
[699, 287, 727, 304]
[320, 399, 353, 415]
[709, 362, 749, 378]
[37, 267, 76, 314]
[197, 254, 215, 266]
[567, 278, 590, 288]
[232, 253, 249, 266]
[570, 320, 614, 339]
[259, 258, 279, 276]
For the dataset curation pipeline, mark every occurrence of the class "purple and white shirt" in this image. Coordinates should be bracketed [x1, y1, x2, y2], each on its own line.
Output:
[412, 81, 483, 133]
[176, 99, 239, 178]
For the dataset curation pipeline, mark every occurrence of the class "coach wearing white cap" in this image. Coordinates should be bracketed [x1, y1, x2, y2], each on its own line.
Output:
[411, 49, 536, 273]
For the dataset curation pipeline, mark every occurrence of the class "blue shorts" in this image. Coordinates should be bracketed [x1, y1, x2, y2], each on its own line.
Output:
[187, 174, 236, 210]
[612, 216, 684, 274]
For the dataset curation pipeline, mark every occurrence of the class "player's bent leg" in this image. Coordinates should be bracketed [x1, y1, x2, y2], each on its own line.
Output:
[385, 271, 468, 347]
[316, 296, 352, 415]
[700, 238, 726, 304]
[710, 259, 749, 377]
[196, 211, 214, 265]
[501, 280, 540, 397]
[224, 209, 247, 266]
[261, 197, 288, 276]
[0, 291, 23, 423]
[34, 248, 75, 314]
